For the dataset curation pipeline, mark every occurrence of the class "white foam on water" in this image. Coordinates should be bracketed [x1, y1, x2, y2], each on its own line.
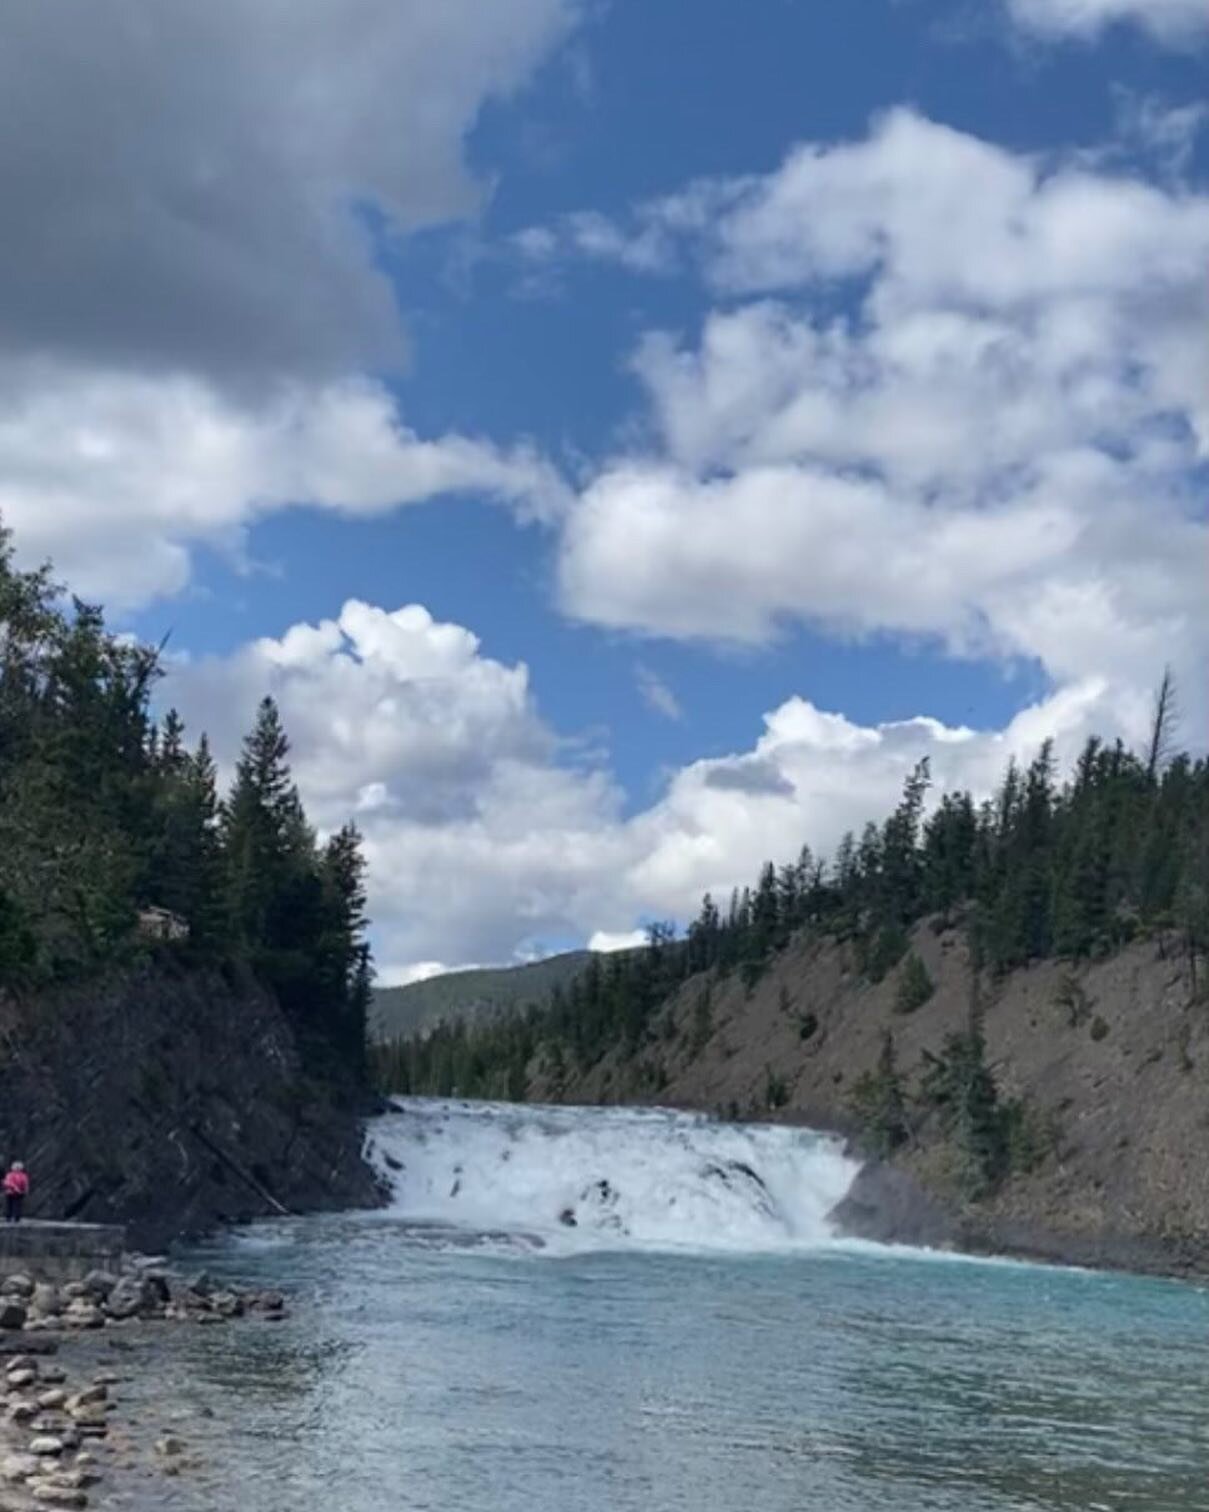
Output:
[365, 1097, 863, 1257]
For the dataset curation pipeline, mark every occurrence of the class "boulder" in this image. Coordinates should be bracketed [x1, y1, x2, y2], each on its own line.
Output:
[62, 1305, 103, 1332]
[30, 1486, 87, 1508]
[0, 1303, 27, 1332]
[29, 1414, 70, 1434]
[102, 1278, 149, 1322]
[28, 1437, 64, 1457]
[211, 1292, 244, 1319]
[69, 1409, 107, 1436]
[1, 1275, 34, 1299]
[36, 1391, 66, 1412]
[7, 1369, 37, 1390]
[1, 1453, 40, 1482]
[142, 1272, 172, 1306]
[185, 1272, 212, 1298]
[67, 1386, 106, 1410]
[154, 1436, 184, 1459]
[80, 1273, 116, 1303]
[31, 1286, 61, 1319]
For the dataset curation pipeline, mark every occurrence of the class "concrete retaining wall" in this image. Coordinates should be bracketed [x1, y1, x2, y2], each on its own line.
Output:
[0, 1221, 126, 1281]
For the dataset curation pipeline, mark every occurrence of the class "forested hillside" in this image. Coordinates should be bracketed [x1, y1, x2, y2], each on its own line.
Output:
[376, 692, 1209, 1213]
[0, 519, 370, 1085]
[372, 950, 591, 1042]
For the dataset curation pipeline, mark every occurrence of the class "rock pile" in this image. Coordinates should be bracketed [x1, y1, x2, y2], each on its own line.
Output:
[0, 1270, 287, 1334]
[0, 1354, 110, 1509]
[0, 1268, 291, 1508]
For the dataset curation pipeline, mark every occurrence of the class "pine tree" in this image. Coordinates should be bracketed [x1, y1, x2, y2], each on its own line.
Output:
[223, 697, 311, 951]
[849, 1032, 909, 1158]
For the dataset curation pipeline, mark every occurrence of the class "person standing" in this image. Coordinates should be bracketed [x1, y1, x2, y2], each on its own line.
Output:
[4, 1163, 29, 1223]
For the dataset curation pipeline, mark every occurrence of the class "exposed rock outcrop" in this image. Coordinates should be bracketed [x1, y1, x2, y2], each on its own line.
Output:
[0, 959, 385, 1248]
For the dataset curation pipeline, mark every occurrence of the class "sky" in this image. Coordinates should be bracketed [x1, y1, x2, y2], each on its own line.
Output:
[1, 0, 1206, 982]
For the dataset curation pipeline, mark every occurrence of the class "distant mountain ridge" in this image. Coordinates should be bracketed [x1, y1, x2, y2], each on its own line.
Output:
[371, 951, 593, 1043]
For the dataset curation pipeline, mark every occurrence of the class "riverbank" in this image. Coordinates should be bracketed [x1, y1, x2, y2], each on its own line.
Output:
[0, 1265, 291, 1510]
[523, 925, 1209, 1282]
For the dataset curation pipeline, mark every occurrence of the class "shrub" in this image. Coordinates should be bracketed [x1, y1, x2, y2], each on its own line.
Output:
[860, 924, 910, 983]
[764, 1066, 790, 1110]
[1055, 972, 1091, 1028]
[894, 952, 934, 1014]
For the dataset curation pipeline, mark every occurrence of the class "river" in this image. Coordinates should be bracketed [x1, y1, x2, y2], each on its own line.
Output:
[115, 1098, 1209, 1510]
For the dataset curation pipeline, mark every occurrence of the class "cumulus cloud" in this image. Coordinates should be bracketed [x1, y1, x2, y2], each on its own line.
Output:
[0, 0, 580, 604]
[1007, 0, 1207, 43]
[165, 598, 1128, 976]
[0, 0, 581, 382]
[551, 111, 1209, 737]
[0, 370, 566, 605]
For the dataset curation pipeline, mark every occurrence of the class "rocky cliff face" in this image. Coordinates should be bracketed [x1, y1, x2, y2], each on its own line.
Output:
[532, 925, 1208, 1274]
[0, 959, 385, 1249]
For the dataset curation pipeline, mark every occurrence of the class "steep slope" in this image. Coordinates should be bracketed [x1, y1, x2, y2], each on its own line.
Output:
[530, 925, 1207, 1273]
[0, 957, 385, 1249]
[372, 950, 592, 1042]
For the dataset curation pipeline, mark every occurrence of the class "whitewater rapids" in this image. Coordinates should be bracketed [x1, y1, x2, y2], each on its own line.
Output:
[366, 1098, 862, 1256]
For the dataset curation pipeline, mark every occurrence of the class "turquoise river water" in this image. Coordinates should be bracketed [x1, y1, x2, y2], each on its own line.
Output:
[112, 1099, 1209, 1511]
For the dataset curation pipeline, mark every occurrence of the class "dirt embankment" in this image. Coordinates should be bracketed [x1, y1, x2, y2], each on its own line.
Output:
[0, 959, 385, 1249]
[533, 926, 1209, 1275]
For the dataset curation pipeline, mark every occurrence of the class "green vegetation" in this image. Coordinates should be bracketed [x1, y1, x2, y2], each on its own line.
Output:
[371, 950, 591, 1042]
[764, 1065, 790, 1110]
[0, 520, 370, 1084]
[920, 1028, 1010, 1198]
[894, 953, 935, 1015]
[848, 1033, 910, 1159]
[378, 689, 1209, 1112]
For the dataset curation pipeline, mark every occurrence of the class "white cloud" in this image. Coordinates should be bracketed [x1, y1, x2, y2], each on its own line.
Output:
[0, 370, 565, 605]
[0, 0, 581, 606]
[635, 663, 683, 721]
[551, 112, 1209, 735]
[589, 930, 649, 953]
[165, 598, 1136, 976]
[1008, 0, 1207, 43]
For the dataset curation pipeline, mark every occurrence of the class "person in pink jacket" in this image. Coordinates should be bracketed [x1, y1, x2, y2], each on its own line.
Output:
[4, 1163, 29, 1223]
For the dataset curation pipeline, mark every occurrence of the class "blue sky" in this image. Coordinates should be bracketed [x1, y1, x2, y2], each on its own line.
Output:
[2, 0, 1206, 977]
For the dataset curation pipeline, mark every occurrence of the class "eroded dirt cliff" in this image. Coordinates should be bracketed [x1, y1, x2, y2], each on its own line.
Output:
[532, 925, 1208, 1273]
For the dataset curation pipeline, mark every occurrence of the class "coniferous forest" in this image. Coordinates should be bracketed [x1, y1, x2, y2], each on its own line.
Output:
[377, 679, 1209, 1117]
[0, 521, 370, 1083]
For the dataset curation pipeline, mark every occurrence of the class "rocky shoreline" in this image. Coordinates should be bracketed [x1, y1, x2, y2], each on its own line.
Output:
[0, 1266, 290, 1510]
[827, 1157, 1209, 1281]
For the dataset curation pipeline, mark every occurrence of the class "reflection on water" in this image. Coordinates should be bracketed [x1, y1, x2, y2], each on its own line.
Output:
[106, 1209, 1209, 1512]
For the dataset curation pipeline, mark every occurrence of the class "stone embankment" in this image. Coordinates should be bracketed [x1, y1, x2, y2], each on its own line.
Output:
[0, 1265, 289, 1509]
